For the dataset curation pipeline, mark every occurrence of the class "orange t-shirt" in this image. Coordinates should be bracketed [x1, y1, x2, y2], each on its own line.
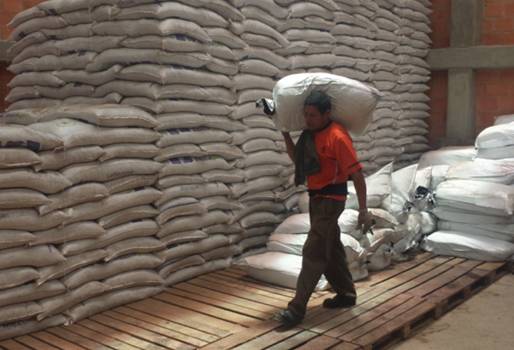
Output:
[307, 122, 362, 200]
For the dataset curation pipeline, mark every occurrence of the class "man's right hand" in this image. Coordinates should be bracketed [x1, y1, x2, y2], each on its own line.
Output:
[358, 209, 375, 235]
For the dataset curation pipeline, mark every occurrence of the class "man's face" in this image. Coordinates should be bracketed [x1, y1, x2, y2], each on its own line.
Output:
[304, 105, 331, 131]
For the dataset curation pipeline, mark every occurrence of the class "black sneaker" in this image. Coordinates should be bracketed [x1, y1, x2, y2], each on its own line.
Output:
[275, 309, 303, 327]
[322, 294, 356, 309]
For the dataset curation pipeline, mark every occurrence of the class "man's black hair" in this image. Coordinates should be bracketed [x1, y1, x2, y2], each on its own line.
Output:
[304, 90, 331, 114]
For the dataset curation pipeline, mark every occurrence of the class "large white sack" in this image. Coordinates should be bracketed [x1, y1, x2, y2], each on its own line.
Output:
[422, 230, 514, 262]
[272, 73, 380, 134]
[271, 213, 310, 234]
[435, 180, 514, 216]
[432, 206, 514, 225]
[417, 146, 476, 169]
[267, 232, 366, 262]
[236, 252, 329, 290]
[446, 158, 514, 184]
[347, 162, 392, 209]
[476, 122, 514, 149]
[494, 114, 514, 125]
[438, 221, 514, 242]
[382, 164, 417, 220]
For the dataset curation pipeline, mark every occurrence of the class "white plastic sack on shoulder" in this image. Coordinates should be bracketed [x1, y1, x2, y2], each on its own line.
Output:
[476, 122, 514, 149]
[236, 252, 329, 290]
[272, 73, 380, 134]
[417, 146, 476, 169]
[422, 230, 514, 261]
[435, 180, 514, 216]
[446, 158, 514, 185]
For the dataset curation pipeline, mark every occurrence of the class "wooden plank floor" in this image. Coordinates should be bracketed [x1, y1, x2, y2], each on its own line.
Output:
[0, 253, 509, 350]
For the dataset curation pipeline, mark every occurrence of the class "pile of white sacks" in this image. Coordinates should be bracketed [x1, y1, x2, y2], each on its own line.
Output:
[421, 116, 514, 261]
[238, 118, 514, 289]
[1, 0, 433, 338]
[237, 162, 439, 289]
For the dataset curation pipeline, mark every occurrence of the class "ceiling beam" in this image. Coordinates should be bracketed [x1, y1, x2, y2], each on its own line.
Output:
[428, 45, 514, 70]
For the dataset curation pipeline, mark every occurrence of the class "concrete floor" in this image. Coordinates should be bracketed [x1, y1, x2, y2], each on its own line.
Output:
[392, 273, 514, 350]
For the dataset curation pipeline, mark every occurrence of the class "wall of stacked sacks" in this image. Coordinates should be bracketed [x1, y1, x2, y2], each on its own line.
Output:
[0, 0, 431, 339]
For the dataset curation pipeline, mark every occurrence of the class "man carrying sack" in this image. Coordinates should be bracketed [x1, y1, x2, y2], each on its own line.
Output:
[276, 90, 372, 327]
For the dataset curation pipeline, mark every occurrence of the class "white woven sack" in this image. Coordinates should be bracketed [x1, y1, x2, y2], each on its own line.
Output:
[432, 206, 514, 225]
[494, 114, 514, 125]
[272, 73, 380, 133]
[438, 221, 514, 242]
[476, 122, 514, 149]
[435, 180, 514, 216]
[446, 158, 514, 185]
[417, 146, 476, 169]
[236, 251, 329, 290]
[422, 230, 514, 262]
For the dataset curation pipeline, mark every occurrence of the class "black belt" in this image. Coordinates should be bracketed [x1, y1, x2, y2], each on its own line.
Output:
[308, 182, 348, 197]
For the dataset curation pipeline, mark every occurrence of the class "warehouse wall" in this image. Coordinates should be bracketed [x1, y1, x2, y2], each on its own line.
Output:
[428, 0, 514, 147]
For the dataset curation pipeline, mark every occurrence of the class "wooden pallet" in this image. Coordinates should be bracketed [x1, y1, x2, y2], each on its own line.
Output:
[0, 254, 508, 350]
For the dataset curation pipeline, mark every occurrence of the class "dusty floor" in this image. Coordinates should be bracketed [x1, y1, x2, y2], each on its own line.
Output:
[391, 273, 514, 350]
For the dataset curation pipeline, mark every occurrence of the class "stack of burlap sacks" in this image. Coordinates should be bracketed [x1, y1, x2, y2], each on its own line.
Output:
[1, 0, 432, 338]
[0, 109, 165, 338]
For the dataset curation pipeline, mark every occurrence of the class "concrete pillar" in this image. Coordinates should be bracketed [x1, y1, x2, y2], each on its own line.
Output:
[445, 0, 483, 145]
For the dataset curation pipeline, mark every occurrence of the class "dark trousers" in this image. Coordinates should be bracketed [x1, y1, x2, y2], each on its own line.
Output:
[288, 196, 356, 317]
